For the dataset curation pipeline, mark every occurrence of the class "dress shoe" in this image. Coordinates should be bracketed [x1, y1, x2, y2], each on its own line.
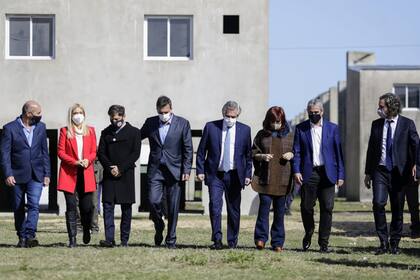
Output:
[17, 238, 26, 248]
[154, 224, 164, 246]
[302, 232, 312, 251]
[99, 240, 115, 248]
[390, 244, 400, 255]
[411, 230, 420, 239]
[83, 227, 91, 244]
[374, 242, 389, 255]
[273, 247, 283, 253]
[120, 242, 129, 247]
[228, 243, 237, 249]
[166, 243, 176, 249]
[210, 240, 223, 250]
[26, 237, 39, 248]
[319, 246, 332, 254]
[255, 240, 265, 250]
[68, 237, 77, 248]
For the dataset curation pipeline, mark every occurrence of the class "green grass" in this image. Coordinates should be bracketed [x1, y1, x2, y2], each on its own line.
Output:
[0, 199, 419, 280]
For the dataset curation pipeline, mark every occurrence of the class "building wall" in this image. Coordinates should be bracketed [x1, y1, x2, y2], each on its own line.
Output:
[0, 0, 269, 214]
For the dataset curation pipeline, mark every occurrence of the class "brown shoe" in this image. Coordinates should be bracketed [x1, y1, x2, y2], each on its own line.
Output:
[255, 240, 265, 250]
[273, 247, 283, 253]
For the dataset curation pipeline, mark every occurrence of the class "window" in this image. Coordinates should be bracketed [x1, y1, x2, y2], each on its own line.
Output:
[394, 85, 420, 109]
[144, 16, 193, 60]
[223, 15, 240, 34]
[5, 15, 54, 59]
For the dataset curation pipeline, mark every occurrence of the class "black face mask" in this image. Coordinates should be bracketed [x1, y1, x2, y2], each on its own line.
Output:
[309, 113, 321, 124]
[29, 115, 42, 126]
[110, 120, 124, 130]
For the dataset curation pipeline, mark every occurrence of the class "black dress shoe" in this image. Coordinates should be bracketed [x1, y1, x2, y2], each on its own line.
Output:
[228, 243, 237, 249]
[83, 228, 91, 245]
[302, 232, 312, 251]
[210, 241, 223, 250]
[319, 246, 332, 253]
[17, 238, 26, 248]
[99, 240, 115, 248]
[154, 225, 164, 246]
[166, 244, 176, 249]
[26, 237, 39, 248]
[390, 245, 400, 255]
[375, 242, 389, 255]
[68, 237, 77, 248]
[411, 230, 420, 239]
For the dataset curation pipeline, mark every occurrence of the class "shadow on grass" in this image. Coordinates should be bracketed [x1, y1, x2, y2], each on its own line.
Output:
[332, 221, 414, 238]
[313, 257, 420, 271]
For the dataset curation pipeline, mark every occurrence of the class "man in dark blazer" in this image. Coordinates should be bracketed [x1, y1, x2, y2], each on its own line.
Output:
[364, 93, 419, 255]
[0, 101, 50, 248]
[293, 98, 344, 253]
[140, 96, 193, 249]
[98, 105, 141, 247]
[196, 101, 252, 250]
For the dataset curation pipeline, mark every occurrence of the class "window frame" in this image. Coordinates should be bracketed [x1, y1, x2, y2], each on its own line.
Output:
[393, 84, 420, 111]
[143, 15, 193, 61]
[5, 14, 55, 60]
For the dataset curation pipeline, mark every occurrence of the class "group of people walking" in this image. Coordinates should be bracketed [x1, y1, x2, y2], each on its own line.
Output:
[0, 93, 418, 255]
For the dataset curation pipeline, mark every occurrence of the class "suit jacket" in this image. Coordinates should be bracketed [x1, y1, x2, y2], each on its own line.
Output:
[365, 115, 418, 179]
[98, 122, 141, 204]
[196, 120, 253, 188]
[140, 115, 192, 181]
[292, 119, 344, 185]
[57, 126, 97, 193]
[0, 117, 51, 184]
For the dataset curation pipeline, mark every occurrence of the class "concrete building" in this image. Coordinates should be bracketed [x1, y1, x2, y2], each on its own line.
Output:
[0, 0, 269, 215]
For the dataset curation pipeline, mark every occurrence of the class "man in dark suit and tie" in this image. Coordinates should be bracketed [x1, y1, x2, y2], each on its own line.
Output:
[0, 101, 51, 248]
[293, 98, 344, 253]
[196, 101, 253, 250]
[140, 96, 193, 249]
[364, 93, 419, 255]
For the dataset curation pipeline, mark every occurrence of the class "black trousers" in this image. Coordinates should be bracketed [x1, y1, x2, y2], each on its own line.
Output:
[148, 165, 181, 246]
[103, 201, 132, 243]
[300, 166, 335, 247]
[402, 182, 420, 232]
[372, 166, 405, 245]
[64, 169, 93, 230]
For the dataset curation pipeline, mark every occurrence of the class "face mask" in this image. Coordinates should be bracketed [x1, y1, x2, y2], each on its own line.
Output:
[29, 115, 42, 126]
[72, 113, 85, 125]
[111, 119, 124, 130]
[224, 117, 237, 128]
[309, 113, 321, 124]
[159, 112, 172, 123]
[377, 108, 387, 119]
[272, 123, 282, 130]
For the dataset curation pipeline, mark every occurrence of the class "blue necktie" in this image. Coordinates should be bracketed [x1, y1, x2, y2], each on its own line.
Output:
[385, 120, 394, 171]
[222, 127, 231, 172]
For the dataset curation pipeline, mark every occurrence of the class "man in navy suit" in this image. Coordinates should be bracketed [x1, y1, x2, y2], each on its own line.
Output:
[140, 96, 193, 249]
[364, 93, 419, 255]
[196, 101, 252, 249]
[0, 101, 51, 248]
[293, 98, 344, 253]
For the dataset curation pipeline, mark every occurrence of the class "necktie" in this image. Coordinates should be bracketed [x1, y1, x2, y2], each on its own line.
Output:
[222, 127, 231, 172]
[385, 120, 394, 171]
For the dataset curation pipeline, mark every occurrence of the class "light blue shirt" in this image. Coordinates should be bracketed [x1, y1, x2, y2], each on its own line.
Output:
[18, 117, 35, 147]
[158, 114, 173, 144]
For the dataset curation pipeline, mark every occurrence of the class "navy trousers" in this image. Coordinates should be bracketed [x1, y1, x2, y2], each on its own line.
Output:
[254, 193, 286, 248]
[208, 170, 242, 247]
[401, 182, 420, 232]
[148, 165, 181, 246]
[103, 202, 132, 244]
[372, 166, 405, 245]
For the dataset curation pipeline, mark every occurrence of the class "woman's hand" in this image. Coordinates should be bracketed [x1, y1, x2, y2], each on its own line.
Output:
[259, 154, 274, 162]
[282, 152, 294, 161]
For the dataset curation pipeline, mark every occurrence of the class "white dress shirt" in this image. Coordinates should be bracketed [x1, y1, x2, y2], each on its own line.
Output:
[379, 115, 399, 166]
[310, 119, 324, 167]
[218, 122, 236, 171]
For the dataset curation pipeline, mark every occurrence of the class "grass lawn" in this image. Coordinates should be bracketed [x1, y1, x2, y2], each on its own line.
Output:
[0, 198, 419, 280]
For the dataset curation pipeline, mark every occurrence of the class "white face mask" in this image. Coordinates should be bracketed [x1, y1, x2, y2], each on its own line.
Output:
[159, 112, 172, 123]
[224, 117, 237, 128]
[273, 123, 282, 130]
[72, 113, 85, 125]
[377, 108, 387, 119]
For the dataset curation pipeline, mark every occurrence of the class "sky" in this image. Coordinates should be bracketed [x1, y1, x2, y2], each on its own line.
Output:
[269, 0, 420, 119]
